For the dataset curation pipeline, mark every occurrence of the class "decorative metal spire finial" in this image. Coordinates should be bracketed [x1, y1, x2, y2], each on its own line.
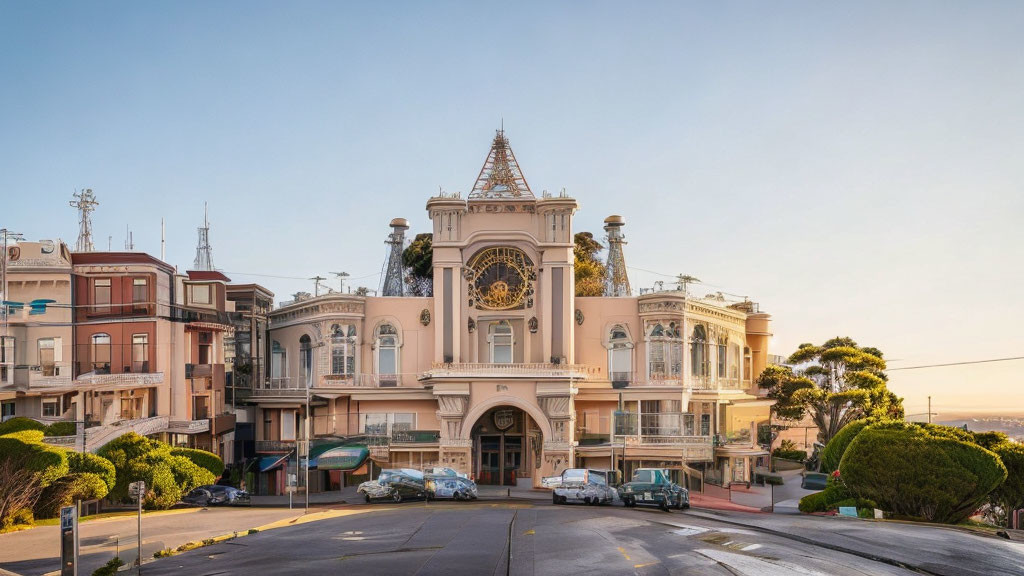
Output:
[381, 218, 410, 296]
[603, 215, 631, 297]
[469, 129, 533, 199]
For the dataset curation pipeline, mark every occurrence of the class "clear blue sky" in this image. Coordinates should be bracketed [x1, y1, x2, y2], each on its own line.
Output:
[2, 1, 1022, 415]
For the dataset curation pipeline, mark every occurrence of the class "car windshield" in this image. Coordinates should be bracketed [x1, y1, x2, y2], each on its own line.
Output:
[632, 470, 655, 483]
[563, 469, 586, 482]
[591, 473, 607, 486]
[378, 472, 393, 483]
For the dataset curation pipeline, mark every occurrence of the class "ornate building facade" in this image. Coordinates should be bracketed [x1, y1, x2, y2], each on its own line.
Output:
[248, 131, 774, 494]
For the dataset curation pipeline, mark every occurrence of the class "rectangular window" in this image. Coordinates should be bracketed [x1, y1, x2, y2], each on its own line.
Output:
[38, 338, 55, 376]
[391, 413, 415, 432]
[131, 334, 149, 372]
[193, 396, 209, 420]
[191, 284, 211, 305]
[132, 278, 148, 311]
[94, 279, 111, 314]
[718, 343, 727, 378]
[1, 401, 14, 420]
[0, 337, 11, 384]
[42, 399, 59, 418]
[281, 410, 296, 441]
[700, 414, 711, 436]
[362, 413, 388, 436]
[610, 347, 631, 382]
[198, 331, 213, 364]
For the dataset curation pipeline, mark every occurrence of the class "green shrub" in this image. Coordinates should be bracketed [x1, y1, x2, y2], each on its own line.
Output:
[34, 473, 109, 519]
[986, 441, 1024, 527]
[820, 419, 872, 473]
[0, 507, 34, 531]
[66, 452, 116, 491]
[798, 483, 853, 513]
[91, 556, 124, 576]
[170, 447, 224, 477]
[0, 417, 47, 436]
[772, 448, 806, 462]
[167, 455, 216, 494]
[44, 421, 76, 437]
[764, 475, 784, 486]
[97, 433, 209, 509]
[0, 435, 69, 485]
[841, 424, 1007, 524]
[1, 429, 46, 443]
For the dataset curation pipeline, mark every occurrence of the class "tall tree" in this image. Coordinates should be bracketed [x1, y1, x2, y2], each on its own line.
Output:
[763, 337, 903, 444]
[574, 232, 605, 297]
[402, 233, 433, 296]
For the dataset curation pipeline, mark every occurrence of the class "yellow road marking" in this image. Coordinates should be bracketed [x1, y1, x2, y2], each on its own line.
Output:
[634, 562, 658, 568]
[524, 529, 535, 535]
[617, 547, 631, 561]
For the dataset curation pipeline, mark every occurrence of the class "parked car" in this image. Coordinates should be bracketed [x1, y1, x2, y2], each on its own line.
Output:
[424, 466, 469, 479]
[550, 468, 616, 506]
[357, 468, 427, 503]
[425, 474, 478, 500]
[182, 485, 251, 507]
[618, 468, 688, 511]
[801, 472, 829, 490]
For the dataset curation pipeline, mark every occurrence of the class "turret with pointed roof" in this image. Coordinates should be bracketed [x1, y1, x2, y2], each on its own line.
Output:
[469, 130, 533, 199]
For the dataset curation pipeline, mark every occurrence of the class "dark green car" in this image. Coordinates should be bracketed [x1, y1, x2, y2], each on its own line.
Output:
[618, 468, 689, 511]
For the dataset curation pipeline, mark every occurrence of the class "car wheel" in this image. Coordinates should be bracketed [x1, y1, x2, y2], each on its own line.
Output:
[364, 494, 371, 504]
[660, 498, 671, 512]
[552, 492, 559, 505]
[393, 493, 403, 503]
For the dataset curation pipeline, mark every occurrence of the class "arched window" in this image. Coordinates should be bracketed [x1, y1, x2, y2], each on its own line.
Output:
[717, 336, 728, 378]
[376, 324, 399, 385]
[488, 320, 514, 364]
[330, 324, 356, 377]
[271, 340, 286, 382]
[648, 322, 682, 380]
[608, 325, 632, 384]
[91, 333, 110, 374]
[691, 325, 708, 378]
[299, 335, 312, 387]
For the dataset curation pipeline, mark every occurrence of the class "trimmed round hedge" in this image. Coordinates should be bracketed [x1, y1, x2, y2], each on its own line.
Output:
[820, 419, 872, 473]
[97, 433, 215, 510]
[169, 447, 224, 477]
[841, 424, 1006, 524]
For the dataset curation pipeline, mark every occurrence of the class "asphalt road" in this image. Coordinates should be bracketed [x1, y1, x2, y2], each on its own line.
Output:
[134, 501, 1024, 576]
[0, 506, 299, 576]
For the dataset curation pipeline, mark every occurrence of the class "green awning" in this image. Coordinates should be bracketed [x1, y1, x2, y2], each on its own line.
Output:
[309, 444, 369, 471]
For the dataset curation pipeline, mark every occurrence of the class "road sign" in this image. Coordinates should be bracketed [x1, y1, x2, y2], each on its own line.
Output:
[128, 480, 146, 498]
[60, 505, 78, 576]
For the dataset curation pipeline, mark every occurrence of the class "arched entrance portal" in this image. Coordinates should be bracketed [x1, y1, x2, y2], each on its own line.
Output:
[470, 406, 541, 486]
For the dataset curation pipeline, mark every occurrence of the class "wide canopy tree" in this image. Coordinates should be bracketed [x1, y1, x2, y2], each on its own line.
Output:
[763, 337, 903, 444]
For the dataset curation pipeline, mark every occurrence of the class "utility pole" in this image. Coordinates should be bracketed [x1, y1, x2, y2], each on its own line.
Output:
[310, 276, 326, 297]
[928, 396, 932, 424]
[331, 272, 349, 294]
[676, 274, 700, 296]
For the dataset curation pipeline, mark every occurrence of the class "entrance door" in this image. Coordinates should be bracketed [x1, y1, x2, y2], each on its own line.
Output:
[479, 435, 501, 485]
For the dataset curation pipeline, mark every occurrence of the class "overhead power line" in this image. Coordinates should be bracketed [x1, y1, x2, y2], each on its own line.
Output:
[886, 356, 1024, 371]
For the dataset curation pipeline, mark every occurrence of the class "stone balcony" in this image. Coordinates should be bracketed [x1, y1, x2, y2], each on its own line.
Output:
[74, 371, 165, 390]
[423, 362, 593, 380]
[166, 419, 211, 434]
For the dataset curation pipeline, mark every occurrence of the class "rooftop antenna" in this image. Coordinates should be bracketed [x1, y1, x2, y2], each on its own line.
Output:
[124, 224, 134, 250]
[69, 188, 99, 252]
[193, 202, 214, 270]
[676, 274, 700, 295]
[311, 275, 327, 297]
[330, 271, 350, 293]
